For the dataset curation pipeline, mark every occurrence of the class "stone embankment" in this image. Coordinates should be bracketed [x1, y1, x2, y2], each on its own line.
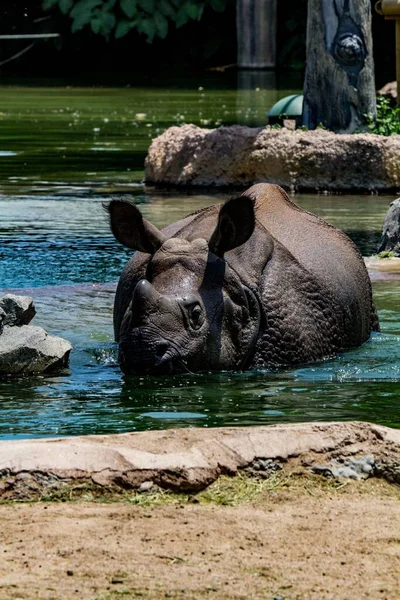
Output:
[0, 421, 399, 500]
[145, 125, 400, 192]
[0, 294, 71, 375]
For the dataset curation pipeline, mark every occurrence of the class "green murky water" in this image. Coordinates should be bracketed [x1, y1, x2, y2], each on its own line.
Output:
[0, 73, 284, 194]
[0, 82, 399, 439]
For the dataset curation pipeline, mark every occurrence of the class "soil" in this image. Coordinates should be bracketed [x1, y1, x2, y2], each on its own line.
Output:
[0, 476, 399, 600]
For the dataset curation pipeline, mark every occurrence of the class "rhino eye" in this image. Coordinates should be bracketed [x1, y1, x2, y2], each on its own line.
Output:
[188, 303, 203, 330]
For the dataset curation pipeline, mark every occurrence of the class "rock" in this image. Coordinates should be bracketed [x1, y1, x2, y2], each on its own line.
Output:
[377, 199, 400, 256]
[0, 294, 36, 326]
[378, 81, 397, 102]
[311, 455, 376, 480]
[244, 458, 283, 479]
[0, 325, 71, 375]
[375, 461, 400, 484]
[145, 125, 400, 192]
[138, 481, 154, 493]
[0, 294, 72, 376]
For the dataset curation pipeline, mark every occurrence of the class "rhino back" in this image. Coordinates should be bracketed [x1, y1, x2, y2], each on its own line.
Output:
[247, 184, 374, 344]
[164, 183, 375, 348]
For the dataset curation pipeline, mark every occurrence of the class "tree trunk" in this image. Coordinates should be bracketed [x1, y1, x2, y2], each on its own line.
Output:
[303, 0, 376, 132]
[236, 0, 277, 68]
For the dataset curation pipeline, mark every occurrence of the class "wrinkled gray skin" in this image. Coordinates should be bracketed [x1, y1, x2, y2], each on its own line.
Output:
[107, 183, 379, 376]
[377, 199, 400, 256]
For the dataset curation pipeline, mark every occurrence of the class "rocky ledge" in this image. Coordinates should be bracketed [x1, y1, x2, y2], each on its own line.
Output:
[0, 421, 399, 500]
[0, 294, 71, 376]
[145, 125, 400, 192]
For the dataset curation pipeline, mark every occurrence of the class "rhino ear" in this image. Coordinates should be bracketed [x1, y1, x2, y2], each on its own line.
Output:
[209, 195, 255, 258]
[105, 200, 166, 254]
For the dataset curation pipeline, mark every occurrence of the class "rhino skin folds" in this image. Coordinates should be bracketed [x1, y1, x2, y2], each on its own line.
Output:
[106, 183, 379, 375]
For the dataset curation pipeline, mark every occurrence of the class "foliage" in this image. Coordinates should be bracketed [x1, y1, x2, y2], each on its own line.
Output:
[278, 0, 307, 69]
[377, 250, 397, 259]
[368, 96, 400, 136]
[42, 0, 229, 42]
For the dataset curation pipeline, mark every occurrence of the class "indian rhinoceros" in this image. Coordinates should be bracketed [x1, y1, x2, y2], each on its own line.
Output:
[106, 183, 379, 375]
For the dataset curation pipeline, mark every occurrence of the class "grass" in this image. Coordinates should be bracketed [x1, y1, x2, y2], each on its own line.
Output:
[0, 469, 366, 507]
[377, 250, 398, 259]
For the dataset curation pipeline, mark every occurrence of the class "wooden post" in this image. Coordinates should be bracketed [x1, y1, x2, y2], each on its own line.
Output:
[375, 1, 400, 105]
[397, 20, 400, 105]
[236, 0, 277, 68]
[303, 0, 376, 132]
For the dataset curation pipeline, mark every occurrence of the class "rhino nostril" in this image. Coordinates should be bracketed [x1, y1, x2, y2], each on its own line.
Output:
[155, 343, 169, 362]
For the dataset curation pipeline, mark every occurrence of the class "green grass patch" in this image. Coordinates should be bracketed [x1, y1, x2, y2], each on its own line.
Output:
[1, 470, 395, 508]
[377, 250, 398, 259]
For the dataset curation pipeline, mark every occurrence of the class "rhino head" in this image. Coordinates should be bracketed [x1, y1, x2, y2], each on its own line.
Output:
[107, 196, 261, 375]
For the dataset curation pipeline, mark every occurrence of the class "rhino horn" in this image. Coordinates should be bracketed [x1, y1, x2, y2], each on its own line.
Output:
[131, 279, 163, 325]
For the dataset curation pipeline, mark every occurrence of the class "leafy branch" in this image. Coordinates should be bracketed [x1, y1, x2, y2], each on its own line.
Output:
[42, 0, 228, 42]
[367, 96, 400, 136]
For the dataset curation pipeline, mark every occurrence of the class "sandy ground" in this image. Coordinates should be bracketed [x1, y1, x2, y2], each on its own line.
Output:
[0, 476, 399, 600]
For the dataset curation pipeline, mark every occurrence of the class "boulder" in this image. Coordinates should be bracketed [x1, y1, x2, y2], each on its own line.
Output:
[145, 125, 400, 192]
[0, 325, 71, 375]
[0, 294, 35, 327]
[0, 294, 72, 376]
[378, 199, 400, 256]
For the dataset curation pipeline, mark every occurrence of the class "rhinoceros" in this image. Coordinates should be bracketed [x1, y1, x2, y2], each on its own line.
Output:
[106, 183, 379, 375]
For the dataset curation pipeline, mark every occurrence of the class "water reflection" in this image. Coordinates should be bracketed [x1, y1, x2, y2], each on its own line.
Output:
[0, 82, 301, 194]
[236, 70, 278, 126]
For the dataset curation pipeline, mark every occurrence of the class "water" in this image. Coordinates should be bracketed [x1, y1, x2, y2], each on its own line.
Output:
[0, 76, 287, 194]
[0, 82, 399, 439]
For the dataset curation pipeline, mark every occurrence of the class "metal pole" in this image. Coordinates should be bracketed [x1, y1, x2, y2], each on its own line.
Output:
[0, 34, 60, 39]
[397, 19, 400, 105]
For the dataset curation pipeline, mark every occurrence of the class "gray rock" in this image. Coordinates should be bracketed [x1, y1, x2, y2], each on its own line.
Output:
[377, 199, 400, 256]
[311, 455, 376, 481]
[374, 461, 400, 484]
[245, 458, 283, 479]
[0, 294, 36, 326]
[138, 481, 154, 493]
[0, 325, 72, 375]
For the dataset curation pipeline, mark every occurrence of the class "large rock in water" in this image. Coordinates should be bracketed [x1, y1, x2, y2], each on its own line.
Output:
[0, 294, 36, 327]
[0, 325, 71, 375]
[378, 199, 400, 256]
[145, 125, 400, 192]
[0, 295, 71, 375]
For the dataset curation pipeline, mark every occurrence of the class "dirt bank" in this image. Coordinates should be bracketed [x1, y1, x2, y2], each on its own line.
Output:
[0, 422, 399, 598]
[0, 473, 399, 600]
